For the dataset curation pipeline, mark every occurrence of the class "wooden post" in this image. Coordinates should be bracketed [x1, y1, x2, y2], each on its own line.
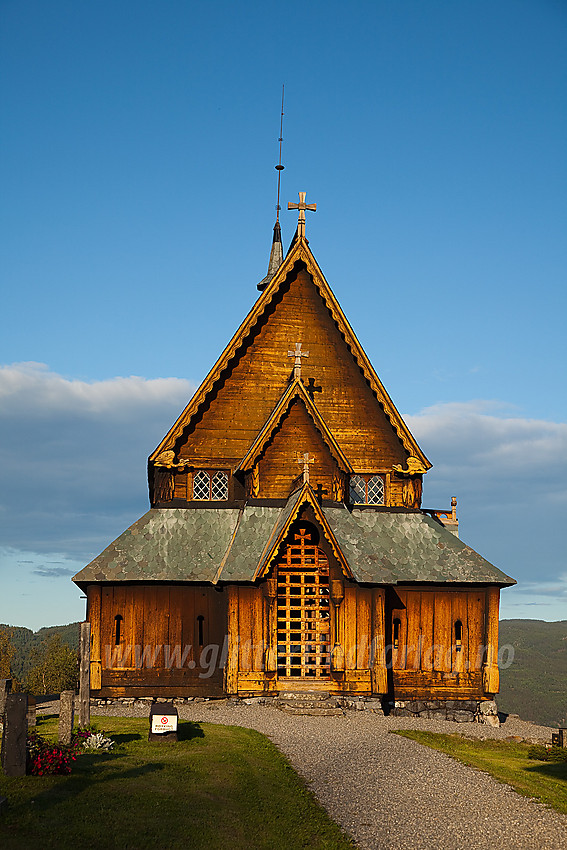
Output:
[371, 588, 388, 694]
[264, 579, 278, 672]
[87, 586, 102, 690]
[225, 586, 239, 694]
[79, 621, 91, 728]
[58, 691, 75, 746]
[27, 696, 37, 728]
[1, 694, 28, 776]
[330, 580, 345, 672]
[482, 587, 500, 695]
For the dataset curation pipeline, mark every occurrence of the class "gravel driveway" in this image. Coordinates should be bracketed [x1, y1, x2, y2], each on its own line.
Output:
[43, 699, 567, 849]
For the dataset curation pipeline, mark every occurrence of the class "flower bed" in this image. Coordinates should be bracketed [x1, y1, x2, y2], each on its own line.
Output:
[26, 727, 114, 775]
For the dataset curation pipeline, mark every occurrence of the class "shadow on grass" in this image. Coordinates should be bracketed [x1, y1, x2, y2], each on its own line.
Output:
[111, 733, 143, 745]
[525, 762, 567, 781]
[178, 722, 205, 742]
[25, 761, 167, 814]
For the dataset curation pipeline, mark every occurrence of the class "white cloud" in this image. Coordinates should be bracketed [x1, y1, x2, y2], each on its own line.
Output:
[0, 361, 192, 418]
[0, 362, 195, 557]
[404, 400, 566, 602]
[406, 400, 567, 505]
[407, 400, 567, 474]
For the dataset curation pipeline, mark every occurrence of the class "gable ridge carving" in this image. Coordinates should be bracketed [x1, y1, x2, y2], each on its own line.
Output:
[149, 237, 430, 469]
[253, 482, 353, 582]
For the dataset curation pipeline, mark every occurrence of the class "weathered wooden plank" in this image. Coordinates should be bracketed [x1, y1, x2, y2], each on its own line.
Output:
[405, 591, 421, 670]
[341, 670, 372, 694]
[356, 588, 371, 670]
[237, 587, 254, 672]
[225, 585, 239, 694]
[467, 591, 485, 671]
[344, 586, 357, 670]
[393, 669, 484, 700]
[154, 586, 171, 666]
[433, 593, 452, 672]
[419, 591, 434, 673]
[371, 588, 387, 694]
[87, 585, 102, 689]
[483, 587, 500, 694]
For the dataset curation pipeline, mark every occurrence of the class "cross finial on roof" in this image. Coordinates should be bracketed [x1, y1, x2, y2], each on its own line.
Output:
[288, 341, 309, 380]
[288, 192, 316, 238]
[297, 451, 315, 484]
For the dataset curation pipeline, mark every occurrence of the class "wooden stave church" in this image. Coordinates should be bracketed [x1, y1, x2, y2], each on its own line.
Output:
[73, 202, 515, 708]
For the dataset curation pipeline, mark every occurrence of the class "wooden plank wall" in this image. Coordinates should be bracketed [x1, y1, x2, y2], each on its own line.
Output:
[173, 270, 409, 497]
[93, 584, 227, 697]
[389, 588, 487, 700]
[257, 400, 340, 498]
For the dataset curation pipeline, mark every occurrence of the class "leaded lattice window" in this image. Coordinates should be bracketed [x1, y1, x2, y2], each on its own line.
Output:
[211, 471, 228, 500]
[349, 473, 385, 505]
[192, 469, 229, 500]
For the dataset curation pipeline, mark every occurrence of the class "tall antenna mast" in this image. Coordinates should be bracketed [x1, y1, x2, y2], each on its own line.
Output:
[275, 84, 285, 222]
[257, 86, 285, 291]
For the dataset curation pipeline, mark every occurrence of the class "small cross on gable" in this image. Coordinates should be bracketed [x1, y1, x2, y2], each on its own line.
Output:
[305, 377, 322, 398]
[314, 483, 328, 504]
[288, 342, 309, 380]
[296, 451, 315, 484]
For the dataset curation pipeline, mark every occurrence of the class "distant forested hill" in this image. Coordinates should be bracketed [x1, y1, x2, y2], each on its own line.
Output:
[498, 619, 567, 728]
[1, 622, 80, 683]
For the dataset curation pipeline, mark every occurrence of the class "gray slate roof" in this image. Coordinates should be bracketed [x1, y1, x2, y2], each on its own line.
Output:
[73, 500, 514, 587]
[324, 506, 514, 585]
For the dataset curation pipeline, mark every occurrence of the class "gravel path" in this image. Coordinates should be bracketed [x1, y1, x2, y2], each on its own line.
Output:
[40, 699, 567, 849]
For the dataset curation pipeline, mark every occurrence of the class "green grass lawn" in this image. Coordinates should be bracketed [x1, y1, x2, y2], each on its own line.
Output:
[0, 715, 354, 850]
[394, 730, 567, 815]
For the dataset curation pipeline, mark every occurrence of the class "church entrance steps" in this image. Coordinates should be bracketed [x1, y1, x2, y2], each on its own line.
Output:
[278, 690, 331, 701]
[275, 691, 344, 716]
[278, 705, 344, 717]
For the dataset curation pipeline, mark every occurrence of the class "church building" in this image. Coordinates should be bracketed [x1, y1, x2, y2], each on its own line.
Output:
[73, 193, 514, 717]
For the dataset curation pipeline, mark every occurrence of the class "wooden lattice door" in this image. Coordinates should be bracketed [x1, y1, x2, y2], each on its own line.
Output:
[276, 528, 331, 679]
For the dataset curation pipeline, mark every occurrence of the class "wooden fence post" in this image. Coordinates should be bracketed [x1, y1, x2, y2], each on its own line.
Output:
[79, 621, 91, 728]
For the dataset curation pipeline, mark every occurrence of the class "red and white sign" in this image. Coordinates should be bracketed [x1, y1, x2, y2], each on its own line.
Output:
[151, 714, 178, 733]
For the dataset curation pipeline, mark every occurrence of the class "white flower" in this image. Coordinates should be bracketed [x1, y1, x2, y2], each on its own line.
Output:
[83, 732, 114, 751]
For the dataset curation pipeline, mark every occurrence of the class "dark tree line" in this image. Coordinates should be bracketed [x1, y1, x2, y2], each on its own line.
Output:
[0, 623, 79, 694]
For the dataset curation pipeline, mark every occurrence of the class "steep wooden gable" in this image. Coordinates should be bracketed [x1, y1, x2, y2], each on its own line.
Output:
[149, 236, 430, 500]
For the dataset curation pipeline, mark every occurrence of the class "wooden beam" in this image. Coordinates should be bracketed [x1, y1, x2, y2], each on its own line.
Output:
[371, 588, 388, 694]
[482, 587, 500, 694]
[225, 586, 239, 694]
[87, 585, 102, 690]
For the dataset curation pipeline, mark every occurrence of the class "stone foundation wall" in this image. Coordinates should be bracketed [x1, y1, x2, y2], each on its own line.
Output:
[91, 695, 498, 724]
[387, 698, 500, 726]
[90, 695, 383, 713]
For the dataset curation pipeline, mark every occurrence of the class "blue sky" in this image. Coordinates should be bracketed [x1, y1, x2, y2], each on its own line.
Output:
[1, 0, 566, 630]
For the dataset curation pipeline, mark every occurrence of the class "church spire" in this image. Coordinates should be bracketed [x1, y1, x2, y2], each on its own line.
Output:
[257, 86, 285, 292]
[258, 221, 284, 291]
